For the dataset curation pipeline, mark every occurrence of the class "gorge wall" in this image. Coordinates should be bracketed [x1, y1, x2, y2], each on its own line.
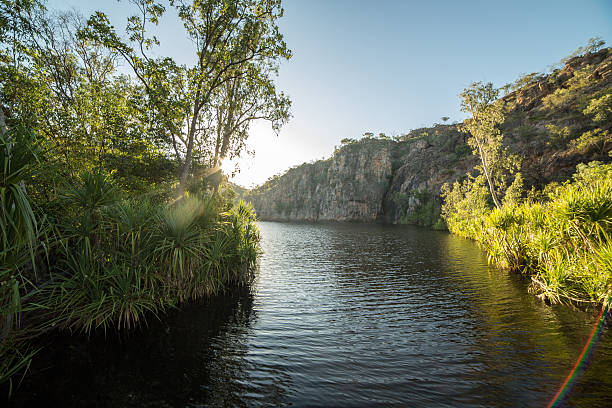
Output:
[246, 139, 393, 222]
[246, 127, 475, 224]
[245, 49, 612, 225]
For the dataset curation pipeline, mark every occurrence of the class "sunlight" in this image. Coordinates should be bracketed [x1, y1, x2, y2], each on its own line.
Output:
[219, 157, 235, 176]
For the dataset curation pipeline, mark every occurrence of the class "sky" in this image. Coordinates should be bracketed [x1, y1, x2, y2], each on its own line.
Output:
[48, 0, 612, 187]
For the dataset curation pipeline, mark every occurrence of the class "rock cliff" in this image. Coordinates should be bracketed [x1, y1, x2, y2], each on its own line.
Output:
[248, 139, 393, 221]
[246, 49, 612, 225]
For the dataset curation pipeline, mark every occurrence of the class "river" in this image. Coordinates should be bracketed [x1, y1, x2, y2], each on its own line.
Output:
[10, 221, 612, 407]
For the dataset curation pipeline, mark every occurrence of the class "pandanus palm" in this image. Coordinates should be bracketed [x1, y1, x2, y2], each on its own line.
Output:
[0, 125, 41, 390]
[152, 198, 206, 298]
[1, 126, 41, 329]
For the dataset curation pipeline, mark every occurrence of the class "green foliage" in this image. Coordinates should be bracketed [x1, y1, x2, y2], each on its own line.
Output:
[441, 174, 490, 237]
[542, 65, 597, 113]
[515, 124, 538, 141]
[0, 6, 178, 194]
[503, 172, 524, 207]
[561, 36, 606, 63]
[1, 126, 40, 256]
[545, 124, 572, 148]
[508, 72, 544, 92]
[0, 125, 43, 391]
[583, 89, 612, 123]
[22, 188, 260, 337]
[0, 0, 273, 394]
[0, 341, 36, 397]
[81, 0, 292, 189]
[454, 142, 471, 158]
[341, 138, 357, 145]
[459, 82, 520, 208]
[571, 128, 610, 155]
[1, 0, 291, 195]
[442, 161, 612, 305]
[391, 189, 443, 228]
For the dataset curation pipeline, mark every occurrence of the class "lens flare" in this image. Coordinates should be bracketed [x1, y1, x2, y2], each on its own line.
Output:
[547, 297, 611, 408]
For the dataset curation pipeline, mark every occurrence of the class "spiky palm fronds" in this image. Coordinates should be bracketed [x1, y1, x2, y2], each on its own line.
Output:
[446, 160, 612, 305]
[0, 126, 43, 393]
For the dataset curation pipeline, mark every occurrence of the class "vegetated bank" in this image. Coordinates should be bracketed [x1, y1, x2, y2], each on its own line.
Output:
[1, 0, 290, 397]
[2, 129, 260, 395]
[442, 160, 611, 305]
[246, 42, 612, 305]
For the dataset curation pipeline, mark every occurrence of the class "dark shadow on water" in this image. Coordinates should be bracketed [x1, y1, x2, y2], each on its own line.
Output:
[6, 284, 291, 408]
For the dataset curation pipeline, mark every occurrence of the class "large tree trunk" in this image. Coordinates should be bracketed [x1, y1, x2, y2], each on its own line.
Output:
[178, 87, 206, 196]
[179, 129, 195, 196]
[218, 78, 240, 164]
[477, 142, 501, 209]
[213, 108, 223, 168]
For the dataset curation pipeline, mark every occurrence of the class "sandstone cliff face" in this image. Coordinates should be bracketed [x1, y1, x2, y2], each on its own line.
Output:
[246, 129, 476, 224]
[246, 49, 612, 225]
[248, 140, 393, 221]
[382, 128, 477, 224]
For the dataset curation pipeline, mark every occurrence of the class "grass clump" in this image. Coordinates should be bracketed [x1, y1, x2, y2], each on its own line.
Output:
[31, 174, 261, 335]
[442, 161, 612, 305]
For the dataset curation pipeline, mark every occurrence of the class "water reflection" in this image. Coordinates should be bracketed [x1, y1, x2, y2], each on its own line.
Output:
[10, 285, 291, 407]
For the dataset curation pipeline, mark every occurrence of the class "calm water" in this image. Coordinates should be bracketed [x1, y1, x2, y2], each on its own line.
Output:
[9, 222, 612, 407]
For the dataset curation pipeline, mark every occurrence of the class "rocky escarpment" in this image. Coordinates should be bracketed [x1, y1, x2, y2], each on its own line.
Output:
[249, 139, 393, 221]
[246, 48, 612, 225]
[247, 129, 475, 224]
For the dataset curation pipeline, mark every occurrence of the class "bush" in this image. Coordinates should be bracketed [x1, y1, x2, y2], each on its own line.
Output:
[1, 161, 262, 391]
[0, 126, 45, 390]
[33, 176, 261, 334]
[441, 161, 612, 305]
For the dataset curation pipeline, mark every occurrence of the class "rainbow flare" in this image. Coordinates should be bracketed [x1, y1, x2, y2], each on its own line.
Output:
[547, 298, 611, 408]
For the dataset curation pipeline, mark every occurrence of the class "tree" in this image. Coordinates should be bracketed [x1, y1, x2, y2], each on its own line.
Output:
[561, 36, 606, 63]
[209, 61, 291, 169]
[583, 90, 612, 123]
[82, 0, 291, 194]
[0, 0, 45, 129]
[0, 2, 178, 196]
[459, 82, 518, 208]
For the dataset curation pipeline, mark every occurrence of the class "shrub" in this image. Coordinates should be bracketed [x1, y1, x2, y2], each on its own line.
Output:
[441, 161, 612, 305]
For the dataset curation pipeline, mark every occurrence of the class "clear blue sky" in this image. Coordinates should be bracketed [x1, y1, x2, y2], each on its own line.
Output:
[48, 0, 612, 187]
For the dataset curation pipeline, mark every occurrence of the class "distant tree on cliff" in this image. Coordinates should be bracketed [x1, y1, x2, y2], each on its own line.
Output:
[562, 36, 606, 63]
[459, 82, 519, 208]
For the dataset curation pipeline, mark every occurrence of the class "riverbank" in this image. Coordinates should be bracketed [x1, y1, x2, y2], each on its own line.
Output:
[1, 130, 261, 396]
[442, 161, 611, 306]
